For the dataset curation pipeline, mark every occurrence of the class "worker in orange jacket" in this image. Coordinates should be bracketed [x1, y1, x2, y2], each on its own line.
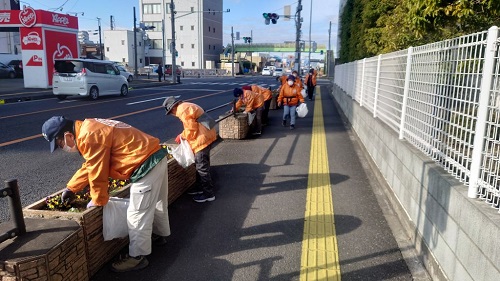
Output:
[277, 75, 305, 129]
[233, 87, 264, 135]
[163, 97, 217, 203]
[304, 68, 317, 100]
[42, 116, 170, 272]
[243, 84, 272, 125]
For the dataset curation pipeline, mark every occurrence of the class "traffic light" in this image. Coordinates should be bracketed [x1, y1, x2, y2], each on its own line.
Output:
[312, 42, 317, 52]
[263, 13, 271, 25]
[320, 50, 324, 55]
[243, 37, 252, 44]
[271, 13, 279, 24]
[263, 13, 279, 24]
[300, 42, 305, 51]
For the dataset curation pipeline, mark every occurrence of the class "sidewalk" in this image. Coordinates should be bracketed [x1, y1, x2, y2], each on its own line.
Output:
[89, 85, 424, 280]
[0, 75, 176, 104]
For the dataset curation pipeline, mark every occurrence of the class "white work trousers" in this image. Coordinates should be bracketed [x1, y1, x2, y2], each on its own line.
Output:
[127, 156, 170, 257]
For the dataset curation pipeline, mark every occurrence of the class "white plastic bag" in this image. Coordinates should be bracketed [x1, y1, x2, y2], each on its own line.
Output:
[172, 138, 195, 168]
[296, 103, 308, 118]
[301, 89, 307, 98]
[103, 197, 129, 241]
[247, 112, 256, 125]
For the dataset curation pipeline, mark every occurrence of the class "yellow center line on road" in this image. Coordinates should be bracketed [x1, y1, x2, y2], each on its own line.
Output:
[300, 87, 341, 281]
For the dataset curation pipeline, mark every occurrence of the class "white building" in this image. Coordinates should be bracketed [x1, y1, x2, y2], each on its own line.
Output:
[140, 0, 223, 69]
[103, 29, 147, 69]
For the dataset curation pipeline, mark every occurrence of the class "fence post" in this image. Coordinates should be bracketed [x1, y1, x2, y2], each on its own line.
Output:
[468, 26, 499, 198]
[359, 59, 366, 106]
[373, 54, 382, 118]
[399, 47, 413, 140]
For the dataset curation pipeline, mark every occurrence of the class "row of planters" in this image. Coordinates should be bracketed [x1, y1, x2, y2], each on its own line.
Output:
[0, 144, 196, 281]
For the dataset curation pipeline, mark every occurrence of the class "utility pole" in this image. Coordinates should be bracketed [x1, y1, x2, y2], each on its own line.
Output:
[170, 0, 177, 83]
[328, 21, 331, 51]
[295, 0, 303, 73]
[308, 0, 313, 71]
[250, 30, 253, 75]
[231, 26, 235, 78]
[97, 17, 103, 60]
[133, 8, 138, 77]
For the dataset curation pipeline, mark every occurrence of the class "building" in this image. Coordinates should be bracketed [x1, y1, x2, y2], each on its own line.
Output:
[0, 0, 21, 64]
[103, 29, 147, 69]
[140, 0, 223, 69]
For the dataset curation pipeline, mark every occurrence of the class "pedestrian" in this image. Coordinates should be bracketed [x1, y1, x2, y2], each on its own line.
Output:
[162, 97, 218, 203]
[233, 87, 264, 135]
[41, 116, 170, 272]
[291, 70, 304, 90]
[277, 75, 305, 130]
[243, 85, 272, 125]
[305, 68, 317, 100]
[156, 64, 163, 82]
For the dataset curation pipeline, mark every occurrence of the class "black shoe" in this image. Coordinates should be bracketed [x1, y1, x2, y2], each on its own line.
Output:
[252, 131, 261, 135]
[282, 120, 286, 127]
[193, 193, 215, 203]
[290, 125, 295, 130]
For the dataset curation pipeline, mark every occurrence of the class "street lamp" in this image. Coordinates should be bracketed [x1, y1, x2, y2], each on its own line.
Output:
[97, 17, 103, 60]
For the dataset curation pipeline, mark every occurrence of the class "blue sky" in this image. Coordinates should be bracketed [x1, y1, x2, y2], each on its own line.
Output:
[22, 0, 339, 51]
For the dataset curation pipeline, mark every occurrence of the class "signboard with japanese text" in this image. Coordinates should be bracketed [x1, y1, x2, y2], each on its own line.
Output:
[0, 7, 78, 88]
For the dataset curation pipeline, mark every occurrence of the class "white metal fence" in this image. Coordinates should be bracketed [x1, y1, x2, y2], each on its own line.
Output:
[334, 26, 500, 212]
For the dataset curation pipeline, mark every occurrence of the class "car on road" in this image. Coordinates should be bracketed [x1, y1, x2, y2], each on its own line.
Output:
[116, 65, 134, 82]
[7, 60, 23, 77]
[52, 59, 129, 100]
[165, 64, 182, 76]
[0, 62, 16, 79]
[273, 68, 283, 77]
[262, 67, 272, 76]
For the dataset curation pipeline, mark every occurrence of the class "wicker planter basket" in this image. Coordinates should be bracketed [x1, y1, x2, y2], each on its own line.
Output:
[218, 113, 249, 139]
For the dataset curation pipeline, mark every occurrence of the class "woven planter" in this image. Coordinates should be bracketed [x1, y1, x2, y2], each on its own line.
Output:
[218, 113, 249, 139]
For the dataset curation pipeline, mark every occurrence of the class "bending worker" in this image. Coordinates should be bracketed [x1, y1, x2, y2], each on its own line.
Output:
[242, 85, 273, 125]
[42, 116, 170, 273]
[233, 87, 265, 135]
[163, 97, 218, 203]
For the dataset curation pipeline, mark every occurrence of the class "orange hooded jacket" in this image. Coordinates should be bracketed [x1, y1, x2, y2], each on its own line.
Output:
[277, 83, 305, 106]
[173, 102, 217, 154]
[305, 71, 317, 87]
[67, 118, 160, 206]
[250, 85, 272, 101]
[235, 89, 264, 112]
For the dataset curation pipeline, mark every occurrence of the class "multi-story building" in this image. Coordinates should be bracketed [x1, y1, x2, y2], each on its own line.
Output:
[0, 0, 21, 64]
[140, 0, 223, 69]
[103, 29, 147, 68]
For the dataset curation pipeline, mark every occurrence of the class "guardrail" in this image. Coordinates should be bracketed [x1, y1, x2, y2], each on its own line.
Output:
[334, 26, 500, 212]
[0, 179, 26, 243]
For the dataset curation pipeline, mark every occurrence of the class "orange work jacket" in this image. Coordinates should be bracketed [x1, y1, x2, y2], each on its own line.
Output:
[277, 83, 305, 106]
[305, 72, 317, 87]
[67, 118, 160, 206]
[173, 102, 217, 154]
[250, 85, 272, 101]
[235, 89, 264, 112]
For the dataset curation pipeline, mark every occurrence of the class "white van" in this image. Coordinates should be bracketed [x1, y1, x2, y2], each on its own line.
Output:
[53, 59, 129, 100]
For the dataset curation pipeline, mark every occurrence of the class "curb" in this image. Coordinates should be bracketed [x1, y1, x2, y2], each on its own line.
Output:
[0, 81, 177, 105]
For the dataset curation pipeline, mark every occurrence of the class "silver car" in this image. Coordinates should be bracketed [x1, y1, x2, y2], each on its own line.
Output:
[52, 59, 129, 100]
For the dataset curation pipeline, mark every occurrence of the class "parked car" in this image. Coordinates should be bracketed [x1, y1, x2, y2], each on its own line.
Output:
[262, 67, 273, 76]
[0, 62, 16, 79]
[144, 64, 159, 74]
[164, 64, 182, 76]
[116, 65, 134, 82]
[7, 60, 23, 77]
[52, 59, 129, 100]
[273, 68, 283, 77]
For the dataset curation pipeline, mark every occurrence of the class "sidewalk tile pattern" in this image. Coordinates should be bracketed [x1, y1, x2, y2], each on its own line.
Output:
[300, 88, 341, 281]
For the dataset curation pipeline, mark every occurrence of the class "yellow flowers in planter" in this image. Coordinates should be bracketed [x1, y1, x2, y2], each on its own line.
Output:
[44, 177, 131, 212]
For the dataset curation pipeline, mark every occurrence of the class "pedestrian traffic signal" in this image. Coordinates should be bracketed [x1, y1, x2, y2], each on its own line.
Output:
[312, 42, 317, 52]
[263, 12, 279, 24]
[320, 50, 324, 55]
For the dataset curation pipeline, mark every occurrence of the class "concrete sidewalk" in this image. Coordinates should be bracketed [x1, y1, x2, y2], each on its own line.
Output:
[89, 84, 426, 281]
[0, 75, 176, 104]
